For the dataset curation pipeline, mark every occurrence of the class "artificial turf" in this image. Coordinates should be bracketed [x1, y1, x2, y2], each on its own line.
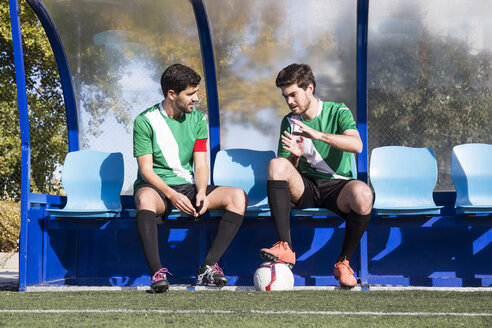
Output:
[0, 290, 490, 327]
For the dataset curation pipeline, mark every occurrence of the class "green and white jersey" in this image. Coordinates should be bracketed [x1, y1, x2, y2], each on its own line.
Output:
[277, 100, 357, 180]
[133, 102, 208, 190]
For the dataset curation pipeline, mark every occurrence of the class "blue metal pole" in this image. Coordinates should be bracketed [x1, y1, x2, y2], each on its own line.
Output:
[190, 0, 221, 182]
[357, 0, 370, 289]
[9, 0, 31, 290]
[357, 0, 369, 183]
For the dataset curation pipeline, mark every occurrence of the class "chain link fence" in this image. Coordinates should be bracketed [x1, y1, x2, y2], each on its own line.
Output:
[367, 2, 492, 190]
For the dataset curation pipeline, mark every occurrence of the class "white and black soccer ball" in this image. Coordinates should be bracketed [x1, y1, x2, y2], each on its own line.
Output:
[254, 261, 294, 291]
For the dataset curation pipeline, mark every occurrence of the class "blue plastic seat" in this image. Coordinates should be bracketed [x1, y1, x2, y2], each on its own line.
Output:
[212, 148, 275, 217]
[291, 153, 357, 217]
[47, 150, 124, 218]
[370, 146, 442, 216]
[451, 143, 492, 215]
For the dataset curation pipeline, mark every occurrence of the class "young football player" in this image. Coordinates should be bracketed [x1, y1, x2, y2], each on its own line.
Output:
[133, 64, 246, 292]
[260, 63, 373, 287]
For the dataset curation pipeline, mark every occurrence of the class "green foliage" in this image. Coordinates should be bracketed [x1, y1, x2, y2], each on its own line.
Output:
[39, 0, 328, 141]
[42, 0, 209, 137]
[0, 195, 20, 252]
[0, 2, 68, 200]
[368, 23, 492, 189]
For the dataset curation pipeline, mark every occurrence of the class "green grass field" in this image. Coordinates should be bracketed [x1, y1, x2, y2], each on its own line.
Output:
[0, 289, 491, 327]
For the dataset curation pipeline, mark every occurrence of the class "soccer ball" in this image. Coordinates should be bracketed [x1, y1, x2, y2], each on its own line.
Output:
[254, 261, 294, 291]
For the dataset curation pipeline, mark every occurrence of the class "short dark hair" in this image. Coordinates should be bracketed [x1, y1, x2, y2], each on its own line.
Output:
[275, 63, 316, 95]
[161, 64, 201, 97]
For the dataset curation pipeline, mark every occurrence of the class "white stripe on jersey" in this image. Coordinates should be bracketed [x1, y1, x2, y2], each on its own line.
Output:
[288, 100, 349, 180]
[145, 109, 194, 183]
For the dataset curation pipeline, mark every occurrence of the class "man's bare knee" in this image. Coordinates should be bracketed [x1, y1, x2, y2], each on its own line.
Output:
[226, 188, 247, 214]
[268, 157, 293, 180]
[136, 197, 157, 212]
[135, 189, 164, 213]
[352, 184, 373, 215]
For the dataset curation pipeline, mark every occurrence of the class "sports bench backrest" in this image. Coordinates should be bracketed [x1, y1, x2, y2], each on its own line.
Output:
[451, 143, 492, 206]
[370, 146, 439, 208]
[213, 149, 275, 207]
[62, 150, 124, 211]
[351, 153, 357, 179]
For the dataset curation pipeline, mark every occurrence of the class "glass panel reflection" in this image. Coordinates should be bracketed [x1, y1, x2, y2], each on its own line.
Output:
[205, 0, 357, 151]
[368, 0, 492, 190]
[42, 0, 205, 194]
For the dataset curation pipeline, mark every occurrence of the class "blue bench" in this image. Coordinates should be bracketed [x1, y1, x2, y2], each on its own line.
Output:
[22, 146, 492, 290]
[451, 143, 492, 215]
[46, 150, 124, 218]
[49, 148, 358, 221]
[210, 148, 274, 218]
[124, 149, 275, 219]
[211, 149, 358, 220]
[370, 146, 443, 216]
[211, 148, 368, 286]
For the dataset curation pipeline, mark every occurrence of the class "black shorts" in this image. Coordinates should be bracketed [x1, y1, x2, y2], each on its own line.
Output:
[294, 174, 353, 218]
[134, 183, 218, 220]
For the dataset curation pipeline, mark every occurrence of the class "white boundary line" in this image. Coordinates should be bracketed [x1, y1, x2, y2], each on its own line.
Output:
[24, 285, 492, 292]
[0, 309, 490, 317]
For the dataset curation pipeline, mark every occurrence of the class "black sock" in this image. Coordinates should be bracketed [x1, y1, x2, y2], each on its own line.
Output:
[267, 180, 292, 249]
[203, 210, 243, 266]
[337, 210, 371, 262]
[136, 210, 162, 275]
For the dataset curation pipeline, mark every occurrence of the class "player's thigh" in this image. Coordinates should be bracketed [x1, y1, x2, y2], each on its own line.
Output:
[268, 157, 305, 202]
[289, 171, 307, 204]
[134, 186, 167, 215]
[336, 180, 373, 214]
[206, 186, 247, 213]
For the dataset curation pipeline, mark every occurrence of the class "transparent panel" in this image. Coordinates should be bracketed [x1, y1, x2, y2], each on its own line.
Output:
[42, 0, 206, 194]
[1, 2, 68, 199]
[205, 0, 357, 151]
[368, 0, 492, 190]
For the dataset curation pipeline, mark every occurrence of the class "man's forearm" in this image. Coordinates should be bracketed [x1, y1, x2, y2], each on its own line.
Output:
[140, 168, 175, 198]
[316, 132, 362, 154]
[194, 165, 209, 193]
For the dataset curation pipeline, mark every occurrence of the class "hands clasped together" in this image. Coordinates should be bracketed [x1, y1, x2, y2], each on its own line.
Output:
[169, 191, 208, 218]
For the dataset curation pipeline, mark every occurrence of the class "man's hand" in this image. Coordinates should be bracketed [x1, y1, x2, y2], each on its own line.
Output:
[195, 191, 209, 217]
[291, 118, 322, 140]
[168, 191, 197, 217]
[281, 131, 304, 158]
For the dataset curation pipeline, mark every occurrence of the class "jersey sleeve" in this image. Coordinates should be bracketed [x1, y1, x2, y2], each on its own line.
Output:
[195, 113, 209, 140]
[193, 138, 207, 152]
[276, 116, 292, 158]
[338, 104, 357, 132]
[133, 114, 153, 157]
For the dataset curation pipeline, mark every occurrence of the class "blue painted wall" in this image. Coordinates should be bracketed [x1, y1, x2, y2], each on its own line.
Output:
[21, 194, 492, 290]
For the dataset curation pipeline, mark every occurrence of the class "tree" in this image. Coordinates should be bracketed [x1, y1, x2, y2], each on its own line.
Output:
[39, 0, 343, 142]
[0, 2, 68, 200]
[367, 18, 492, 189]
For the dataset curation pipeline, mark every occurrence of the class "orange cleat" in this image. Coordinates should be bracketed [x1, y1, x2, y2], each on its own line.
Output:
[334, 258, 357, 287]
[260, 241, 296, 268]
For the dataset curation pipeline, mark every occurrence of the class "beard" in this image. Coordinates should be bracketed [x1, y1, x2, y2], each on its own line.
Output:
[177, 102, 194, 114]
[290, 99, 310, 116]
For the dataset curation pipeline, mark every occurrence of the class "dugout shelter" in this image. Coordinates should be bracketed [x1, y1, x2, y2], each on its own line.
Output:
[8, 0, 492, 290]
